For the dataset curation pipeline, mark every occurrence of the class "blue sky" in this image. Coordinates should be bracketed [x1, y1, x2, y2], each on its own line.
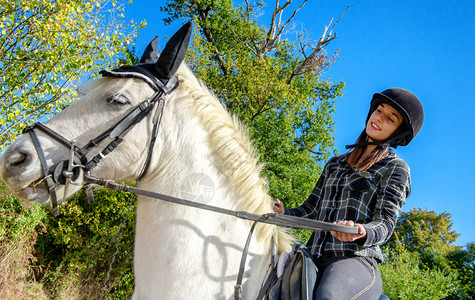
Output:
[125, 0, 475, 246]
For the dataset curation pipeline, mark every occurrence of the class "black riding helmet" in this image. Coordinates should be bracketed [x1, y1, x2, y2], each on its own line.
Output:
[347, 88, 424, 149]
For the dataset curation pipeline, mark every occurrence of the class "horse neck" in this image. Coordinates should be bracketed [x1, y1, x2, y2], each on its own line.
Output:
[129, 70, 295, 298]
[135, 73, 289, 249]
[132, 93, 264, 298]
[138, 92, 233, 208]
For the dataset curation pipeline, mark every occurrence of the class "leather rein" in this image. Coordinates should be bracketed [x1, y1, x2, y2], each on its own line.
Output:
[23, 66, 357, 237]
[23, 66, 358, 299]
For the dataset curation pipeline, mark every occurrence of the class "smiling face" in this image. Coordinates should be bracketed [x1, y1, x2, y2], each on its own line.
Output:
[366, 103, 404, 142]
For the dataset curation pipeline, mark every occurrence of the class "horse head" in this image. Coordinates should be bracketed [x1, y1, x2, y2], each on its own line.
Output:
[0, 23, 192, 212]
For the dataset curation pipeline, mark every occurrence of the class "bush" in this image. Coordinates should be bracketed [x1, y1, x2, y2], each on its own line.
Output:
[0, 181, 47, 299]
[0, 180, 137, 299]
[380, 242, 456, 299]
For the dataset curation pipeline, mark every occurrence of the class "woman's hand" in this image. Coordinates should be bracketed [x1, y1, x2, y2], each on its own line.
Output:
[330, 220, 367, 242]
[273, 199, 285, 214]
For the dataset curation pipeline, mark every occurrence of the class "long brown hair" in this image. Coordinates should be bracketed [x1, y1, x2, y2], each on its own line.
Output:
[345, 130, 389, 172]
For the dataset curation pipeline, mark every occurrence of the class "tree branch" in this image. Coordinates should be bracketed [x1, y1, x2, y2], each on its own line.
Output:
[259, 0, 308, 57]
[196, 8, 229, 76]
[286, 19, 335, 84]
[217, 15, 259, 56]
[286, 2, 360, 84]
[274, 0, 307, 44]
[301, 141, 322, 155]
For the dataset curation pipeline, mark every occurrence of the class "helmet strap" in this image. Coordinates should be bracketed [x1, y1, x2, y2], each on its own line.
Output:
[345, 131, 411, 150]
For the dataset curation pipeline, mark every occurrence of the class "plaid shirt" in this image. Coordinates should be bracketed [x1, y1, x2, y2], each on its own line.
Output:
[285, 150, 411, 262]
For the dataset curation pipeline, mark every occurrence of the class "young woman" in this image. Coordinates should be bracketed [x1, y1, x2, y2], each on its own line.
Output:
[273, 88, 424, 299]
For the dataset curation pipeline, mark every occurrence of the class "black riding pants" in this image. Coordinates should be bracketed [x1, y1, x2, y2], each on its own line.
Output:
[313, 255, 382, 300]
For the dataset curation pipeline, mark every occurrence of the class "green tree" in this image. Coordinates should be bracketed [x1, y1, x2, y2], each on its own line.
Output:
[160, 1, 345, 228]
[445, 242, 475, 299]
[390, 207, 459, 254]
[380, 240, 456, 299]
[1, 0, 348, 296]
[382, 208, 472, 298]
[1, 1, 143, 296]
[0, 0, 145, 151]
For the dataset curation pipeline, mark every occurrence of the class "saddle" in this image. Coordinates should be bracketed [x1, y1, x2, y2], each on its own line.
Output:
[257, 246, 390, 300]
[257, 244, 318, 300]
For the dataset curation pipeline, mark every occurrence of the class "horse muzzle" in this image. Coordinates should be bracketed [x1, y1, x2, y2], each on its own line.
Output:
[0, 134, 84, 207]
[0, 142, 50, 204]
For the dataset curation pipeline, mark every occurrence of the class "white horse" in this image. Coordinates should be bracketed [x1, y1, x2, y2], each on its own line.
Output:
[0, 24, 293, 299]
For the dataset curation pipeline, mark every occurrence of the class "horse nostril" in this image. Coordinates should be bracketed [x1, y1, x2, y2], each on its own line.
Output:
[6, 150, 32, 168]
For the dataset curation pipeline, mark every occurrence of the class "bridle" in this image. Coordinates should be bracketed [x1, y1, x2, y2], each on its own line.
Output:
[23, 66, 178, 216]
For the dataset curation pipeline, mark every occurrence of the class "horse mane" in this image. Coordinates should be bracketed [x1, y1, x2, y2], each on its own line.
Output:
[175, 64, 293, 253]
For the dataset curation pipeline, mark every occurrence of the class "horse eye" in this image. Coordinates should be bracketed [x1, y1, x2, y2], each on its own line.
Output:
[107, 94, 131, 106]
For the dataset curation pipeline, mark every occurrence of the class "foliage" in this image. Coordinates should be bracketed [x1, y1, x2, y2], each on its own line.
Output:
[35, 187, 137, 299]
[160, 0, 344, 242]
[0, 0, 145, 151]
[0, 179, 137, 299]
[0, 0, 345, 296]
[9, 1, 475, 299]
[1, 1, 143, 296]
[380, 241, 456, 299]
[388, 207, 459, 255]
[445, 242, 475, 299]
[381, 208, 475, 299]
[0, 180, 48, 299]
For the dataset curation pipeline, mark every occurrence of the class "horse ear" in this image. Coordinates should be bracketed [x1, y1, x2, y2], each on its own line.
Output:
[154, 22, 192, 79]
[140, 36, 159, 64]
